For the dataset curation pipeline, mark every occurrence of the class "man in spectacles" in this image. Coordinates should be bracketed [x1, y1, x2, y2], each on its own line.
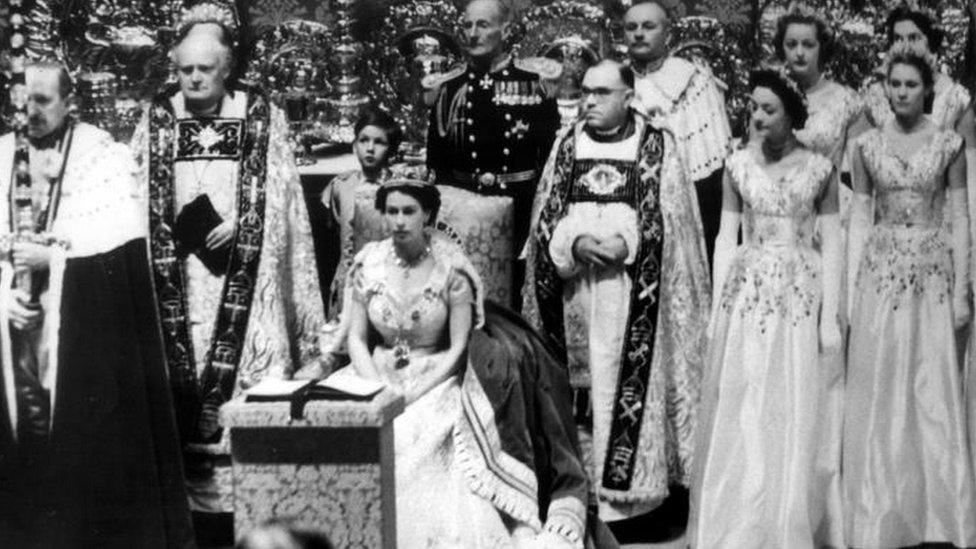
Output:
[523, 58, 710, 541]
[624, 1, 731, 266]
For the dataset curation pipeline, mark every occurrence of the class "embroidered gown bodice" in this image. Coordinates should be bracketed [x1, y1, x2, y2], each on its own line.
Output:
[853, 128, 962, 301]
[352, 239, 472, 357]
[721, 148, 832, 325]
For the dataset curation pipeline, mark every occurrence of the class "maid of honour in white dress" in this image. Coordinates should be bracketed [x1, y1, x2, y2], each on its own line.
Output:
[690, 113, 841, 546]
[845, 120, 976, 548]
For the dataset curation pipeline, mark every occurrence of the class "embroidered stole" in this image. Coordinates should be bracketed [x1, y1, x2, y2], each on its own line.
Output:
[147, 90, 269, 443]
[532, 121, 665, 490]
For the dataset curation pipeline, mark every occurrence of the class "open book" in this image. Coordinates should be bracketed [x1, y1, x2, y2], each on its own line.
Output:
[244, 369, 385, 403]
[310, 368, 385, 401]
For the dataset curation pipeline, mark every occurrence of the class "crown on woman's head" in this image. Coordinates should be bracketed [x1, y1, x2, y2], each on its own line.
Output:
[383, 163, 436, 187]
[178, 2, 239, 36]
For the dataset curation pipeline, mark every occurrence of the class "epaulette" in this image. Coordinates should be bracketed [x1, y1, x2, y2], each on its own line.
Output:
[421, 65, 466, 91]
[515, 57, 563, 80]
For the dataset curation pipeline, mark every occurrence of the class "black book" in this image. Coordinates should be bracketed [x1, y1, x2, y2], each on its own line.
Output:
[174, 194, 232, 275]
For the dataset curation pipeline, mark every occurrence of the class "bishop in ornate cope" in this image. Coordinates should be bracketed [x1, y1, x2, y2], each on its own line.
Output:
[131, 6, 325, 544]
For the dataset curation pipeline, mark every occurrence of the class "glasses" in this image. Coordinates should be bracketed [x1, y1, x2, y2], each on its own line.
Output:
[581, 86, 629, 99]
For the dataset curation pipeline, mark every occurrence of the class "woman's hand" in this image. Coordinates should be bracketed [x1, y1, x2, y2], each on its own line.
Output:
[819, 315, 841, 354]
[293, 353, 336, 380]
[952, 292, 972, 330]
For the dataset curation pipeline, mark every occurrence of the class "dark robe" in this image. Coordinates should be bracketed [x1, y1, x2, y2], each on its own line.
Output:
[471, 301, 618, 548]
[0, 239, 194, 548]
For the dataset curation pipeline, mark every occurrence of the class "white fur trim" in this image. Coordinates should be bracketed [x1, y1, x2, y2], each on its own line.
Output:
[454, 365, 542, 530]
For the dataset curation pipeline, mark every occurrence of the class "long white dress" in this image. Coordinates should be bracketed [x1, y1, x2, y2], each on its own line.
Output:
[690, 148, 833, 548]
[844, 128, 976, 548]
[795, 78, 861, 547]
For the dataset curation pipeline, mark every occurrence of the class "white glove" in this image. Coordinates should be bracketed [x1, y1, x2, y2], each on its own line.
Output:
[949, 187, 972, 329]
[846, 192, 872, 325]
[710, 210, 741, 319]
[819, 212, 842, 353]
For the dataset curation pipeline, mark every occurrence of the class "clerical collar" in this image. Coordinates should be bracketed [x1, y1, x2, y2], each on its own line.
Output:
[185, 94, 226, 119]
[29, 121, 71, 150]
[585, 118, 636, 143]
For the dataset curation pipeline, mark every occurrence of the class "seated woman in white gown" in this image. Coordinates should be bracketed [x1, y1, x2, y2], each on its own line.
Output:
[688, 67, 842, 548]
[342, 177, 592, 548]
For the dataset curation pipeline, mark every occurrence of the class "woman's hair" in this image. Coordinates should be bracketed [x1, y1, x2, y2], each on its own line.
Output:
[773, 9, 836, 68]
[749, 68, 809, 129]
[354, 108, 403, 159]
[886, 49, 936, 113]
[375, 182, 442, 226]
[885, 6, 943, 54]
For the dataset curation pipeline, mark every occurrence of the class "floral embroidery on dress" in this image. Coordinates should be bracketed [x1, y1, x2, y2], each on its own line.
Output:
[854, 128, 961, 305]
[719, 149, 832, 331]
[858, 226, 951, 308]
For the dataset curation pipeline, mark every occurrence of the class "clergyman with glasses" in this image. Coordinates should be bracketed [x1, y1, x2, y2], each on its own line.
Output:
[522, 59, 710, 535]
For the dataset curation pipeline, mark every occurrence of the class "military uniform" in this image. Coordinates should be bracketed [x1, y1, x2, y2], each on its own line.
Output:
[426, 56, 561, 257]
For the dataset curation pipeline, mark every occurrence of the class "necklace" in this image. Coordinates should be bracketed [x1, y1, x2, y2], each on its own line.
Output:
[391, 244, 431, 279]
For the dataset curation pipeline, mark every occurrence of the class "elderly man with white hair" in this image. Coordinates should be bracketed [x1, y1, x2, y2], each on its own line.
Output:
[130, 3, 325, 545]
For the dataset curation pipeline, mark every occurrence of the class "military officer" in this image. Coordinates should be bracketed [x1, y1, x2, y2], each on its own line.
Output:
[426, 0, 561, 306]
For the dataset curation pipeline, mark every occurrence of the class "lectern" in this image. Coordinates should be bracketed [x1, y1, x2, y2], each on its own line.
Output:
[221, 389, 404, 548]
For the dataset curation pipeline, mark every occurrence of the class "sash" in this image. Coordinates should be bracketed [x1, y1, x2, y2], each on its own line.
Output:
[531, 120, 665, 490]
[147, 88, 270, 443]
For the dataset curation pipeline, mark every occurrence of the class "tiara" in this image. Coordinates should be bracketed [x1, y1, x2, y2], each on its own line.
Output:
[178, 2, 239, 36]
[894, 0, 939, 24]
[763, 63, 808, 108]
[784, 1, 830, 29]
[884, 41, 939, 75]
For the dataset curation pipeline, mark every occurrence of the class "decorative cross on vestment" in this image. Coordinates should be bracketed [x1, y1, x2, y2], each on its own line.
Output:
[175, 119, 245, 160]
